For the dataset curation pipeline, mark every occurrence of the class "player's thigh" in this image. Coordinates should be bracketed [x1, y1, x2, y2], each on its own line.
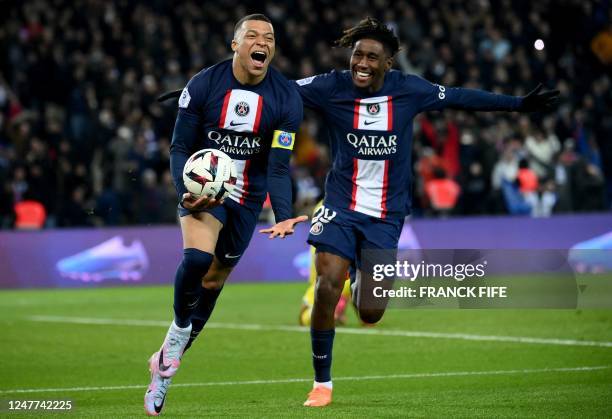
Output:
[357, 217, 404, 266]
[180, 211, 224, 253]
[355, 218, 404, 313]
[213, 199, 260, 267]
[307, 205, 357, 267]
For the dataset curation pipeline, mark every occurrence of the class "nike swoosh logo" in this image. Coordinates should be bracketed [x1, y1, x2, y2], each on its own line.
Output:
[154, 394, 166, 413]
[158, 350, 171, 372]
[225, 253, 242, 259]
[229, 121, 247, 127]
[364, 120, 378, 125]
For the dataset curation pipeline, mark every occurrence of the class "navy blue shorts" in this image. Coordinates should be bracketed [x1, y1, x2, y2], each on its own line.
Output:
[307, 204, 404, 270]
[178, 199, 261, 267]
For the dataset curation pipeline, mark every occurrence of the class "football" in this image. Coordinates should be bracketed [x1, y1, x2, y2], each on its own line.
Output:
[182, 148, 237, 200]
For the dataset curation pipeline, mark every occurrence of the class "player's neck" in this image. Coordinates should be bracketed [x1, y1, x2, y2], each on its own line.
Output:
[232, 58, 266, 85]
[366, 80, 384, 94]
[355, 76, 385, 94]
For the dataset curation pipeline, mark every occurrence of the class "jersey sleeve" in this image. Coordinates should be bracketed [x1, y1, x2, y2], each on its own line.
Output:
[294, 72, 335, 110]
[408, 75, 522, 114]
[266, 86, 304, 222]
[169, 71, 209, 200]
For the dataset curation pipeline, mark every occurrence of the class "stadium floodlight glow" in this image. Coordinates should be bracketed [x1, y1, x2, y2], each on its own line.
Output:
[534, 39, 545, 50]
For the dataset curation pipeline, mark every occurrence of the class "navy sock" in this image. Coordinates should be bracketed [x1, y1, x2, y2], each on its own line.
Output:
[311, 328, 335, 382]
[173, 248, 214, 328]
[183, 286, 223, 352]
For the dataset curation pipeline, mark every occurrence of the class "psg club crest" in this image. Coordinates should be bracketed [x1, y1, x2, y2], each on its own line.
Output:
[234, 101, 250, 117]
[310, 221, 324, 235]
[278, 132, 292, 147]
[367, 103, 380, 115]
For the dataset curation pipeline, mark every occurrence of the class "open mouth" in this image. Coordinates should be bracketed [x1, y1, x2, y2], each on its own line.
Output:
[250, 51, 267, 68]
[353, 69, 372, 83]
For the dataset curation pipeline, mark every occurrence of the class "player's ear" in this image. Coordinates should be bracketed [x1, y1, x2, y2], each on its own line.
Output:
[231, 39, 238, 52]
[384, 55, 394, 71]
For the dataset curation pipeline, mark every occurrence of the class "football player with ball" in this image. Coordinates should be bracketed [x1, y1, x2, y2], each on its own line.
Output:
[144, 14, 306, 416]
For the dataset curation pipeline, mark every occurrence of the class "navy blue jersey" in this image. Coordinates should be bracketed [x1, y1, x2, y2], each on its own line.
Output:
[170, 60, 303, 221]
[296, 70, 521, 219]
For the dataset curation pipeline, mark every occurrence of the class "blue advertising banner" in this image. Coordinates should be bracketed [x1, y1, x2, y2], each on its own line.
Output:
[0, 213, 611, 289]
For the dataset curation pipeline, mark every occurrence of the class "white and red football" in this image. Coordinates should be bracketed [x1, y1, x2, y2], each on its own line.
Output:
[182, 149, 237, 200]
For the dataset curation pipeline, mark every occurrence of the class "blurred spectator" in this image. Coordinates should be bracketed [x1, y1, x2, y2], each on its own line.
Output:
[0, 0, 610, 228]
[94, 176, 123, 226]
[458, 162, 488, 215]
[525, 128, 560, 180]
[571, 160, 606, 212]
[0, 179, 14, 228]
[14, 198, 46, 229]
[517, 159, 539, 195]
[425, 167, 460, 216]
[58, 185, 92, 227]
[136, 168, 164, 225]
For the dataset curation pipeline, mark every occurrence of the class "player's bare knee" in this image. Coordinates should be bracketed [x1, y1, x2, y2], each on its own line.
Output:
[202, 260, 232, 290]
[358, 308, 385, 325]
[202, 277, 224, 290]
[314, 273, 345, 304]
[315, 253, 350, 292]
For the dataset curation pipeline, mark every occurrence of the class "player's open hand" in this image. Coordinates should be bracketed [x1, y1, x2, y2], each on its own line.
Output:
[518, 83, 560, 112]
[181, 192, 223, 211]
[259, 215, 309, 239]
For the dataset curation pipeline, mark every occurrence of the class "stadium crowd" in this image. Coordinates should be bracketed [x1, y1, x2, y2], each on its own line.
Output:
[0, 0, 610, 228]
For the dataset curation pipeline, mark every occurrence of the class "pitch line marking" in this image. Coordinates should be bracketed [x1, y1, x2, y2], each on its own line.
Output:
[26, 315, 612, 348]
[0, 366, 608, 395]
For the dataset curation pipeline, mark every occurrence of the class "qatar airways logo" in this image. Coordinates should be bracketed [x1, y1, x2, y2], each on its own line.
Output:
[346, 133, 397, 156]
[207, 130, 262, 156]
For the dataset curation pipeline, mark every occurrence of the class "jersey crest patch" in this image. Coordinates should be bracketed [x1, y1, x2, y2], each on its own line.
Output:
[272, 130, 295, 150]
[219, 89, 264, 133]
[353, 96, 393, 131]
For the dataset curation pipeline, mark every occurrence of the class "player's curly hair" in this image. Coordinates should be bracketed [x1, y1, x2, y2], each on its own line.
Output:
[335, 17, 400, 56]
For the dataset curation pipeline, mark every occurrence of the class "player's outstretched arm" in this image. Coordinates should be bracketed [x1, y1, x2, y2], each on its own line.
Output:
[259, 215, 309, 239]
[415, 77, 560, 114]
[516, 83, 560, 112]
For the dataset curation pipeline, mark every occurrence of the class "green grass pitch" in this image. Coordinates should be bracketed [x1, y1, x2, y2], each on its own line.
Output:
[1, 283, 611, 417]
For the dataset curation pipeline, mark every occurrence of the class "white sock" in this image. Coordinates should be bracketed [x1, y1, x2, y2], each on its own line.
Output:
[171, 320, 192, 333]
[314, 380, 333, 390]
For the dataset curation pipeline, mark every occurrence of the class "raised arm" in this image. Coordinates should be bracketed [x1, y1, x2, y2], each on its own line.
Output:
[411, 75, 559, 114]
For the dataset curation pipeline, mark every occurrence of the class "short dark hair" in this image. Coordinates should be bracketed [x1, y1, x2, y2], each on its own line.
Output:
[335, 17, 400, 56]
[233, 14, 272, 36]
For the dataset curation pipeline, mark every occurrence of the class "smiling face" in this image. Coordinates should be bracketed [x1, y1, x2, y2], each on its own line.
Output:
[350, 38, 394, 93]
[231, 19, 275, 85]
